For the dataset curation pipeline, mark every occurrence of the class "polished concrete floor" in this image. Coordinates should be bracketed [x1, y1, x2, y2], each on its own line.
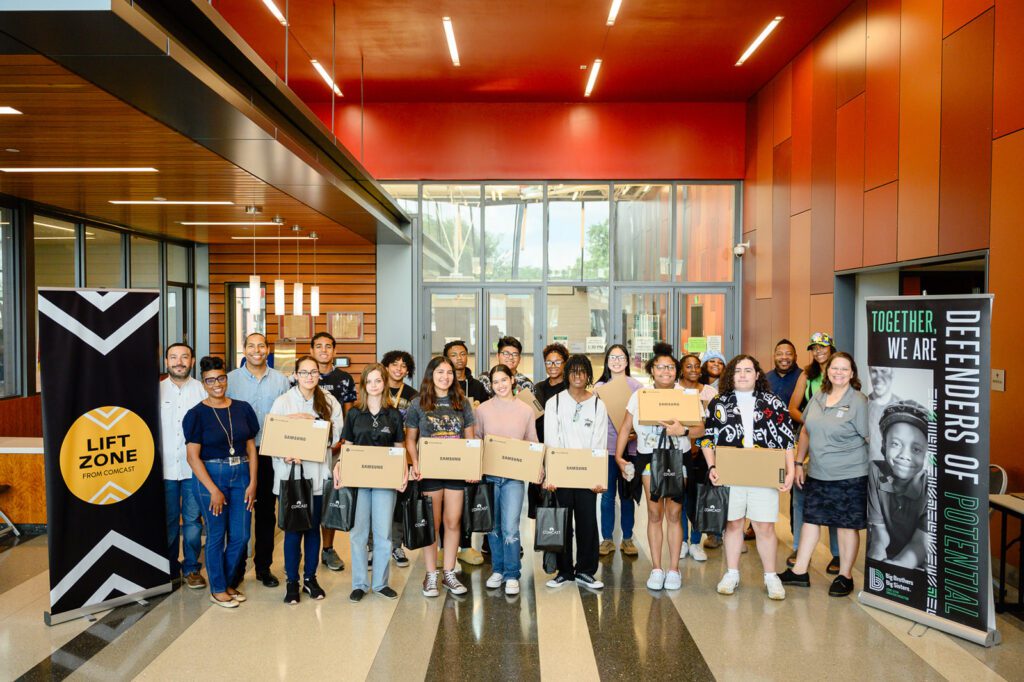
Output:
[1, 499, 1023, 681]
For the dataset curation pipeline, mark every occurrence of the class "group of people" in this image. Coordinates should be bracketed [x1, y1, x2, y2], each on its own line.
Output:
[160, 328, 931, 608]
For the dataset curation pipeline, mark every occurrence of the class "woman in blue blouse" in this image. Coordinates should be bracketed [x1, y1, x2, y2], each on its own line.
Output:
[184, 356, 260, 608]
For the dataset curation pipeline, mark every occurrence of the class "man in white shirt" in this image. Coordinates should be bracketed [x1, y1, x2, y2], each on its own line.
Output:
[161, 342, 207, 589]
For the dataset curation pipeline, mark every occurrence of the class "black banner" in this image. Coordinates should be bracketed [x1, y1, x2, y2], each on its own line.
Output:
[860, 295, 998, 645]
[39, 289, 170, 624]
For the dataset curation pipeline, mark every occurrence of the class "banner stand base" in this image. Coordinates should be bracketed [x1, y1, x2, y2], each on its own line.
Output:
[44, 583, 171, 626]
[858, 591, 1001, 647]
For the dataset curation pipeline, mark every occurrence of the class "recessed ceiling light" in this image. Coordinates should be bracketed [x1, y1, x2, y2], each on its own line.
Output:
[0, 107, 22, 115]
[110, 200, 235, 205]
[310, 60, 343, 97]
[584, 59, 603, 97]
[442, 17, 461, 67]
[180, 221, 285, 226]
[0, 167, 158, 173]
[606, 0, 623, 26]
[736, 16, 783, 66]
[262, 0, 288, 26]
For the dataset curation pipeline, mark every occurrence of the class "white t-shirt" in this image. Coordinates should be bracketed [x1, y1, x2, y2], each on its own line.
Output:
[625, 386, 695, 454]
[543, 392, 609, 450]
[736, 390, 756, 448]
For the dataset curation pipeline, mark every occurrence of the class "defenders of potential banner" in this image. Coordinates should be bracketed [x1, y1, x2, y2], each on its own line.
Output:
[860, 295, 999, 647]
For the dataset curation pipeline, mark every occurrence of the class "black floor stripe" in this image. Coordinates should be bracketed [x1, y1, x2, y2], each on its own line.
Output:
[580, 549, 715, 682]
[424, 558, 542, 682]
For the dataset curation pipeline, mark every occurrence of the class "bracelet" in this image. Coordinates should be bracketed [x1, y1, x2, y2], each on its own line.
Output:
[795, 462, 803, 467]
[708, 465, 716, 471]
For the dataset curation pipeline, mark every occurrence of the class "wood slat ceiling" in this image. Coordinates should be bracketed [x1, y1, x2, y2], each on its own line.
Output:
[0, 54, 369, 245]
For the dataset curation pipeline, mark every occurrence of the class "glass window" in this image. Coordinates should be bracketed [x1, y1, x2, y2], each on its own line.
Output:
[382, 183, 420, 216]
[620, 291, 669, 383]
[0, 209, 16, 397]
[130, 236, 160, 287]
[676, 184, 735, 282]
[484, 185, 543, 281]
[229, 283, 266, 369]
[677, 292, 727, 355]
[167, 243, 191, 283]
[547, 184, 610, 281]
[430, 291, 480, 373]
[166, 284, 190, 349]
[487, 292, 535, 379]
[614, 184, 672, 282]
[34, 216, 77, 392]
[422, 184, 481, 282]
[85, 227, 123, 288]
[546, 286, 609, 379]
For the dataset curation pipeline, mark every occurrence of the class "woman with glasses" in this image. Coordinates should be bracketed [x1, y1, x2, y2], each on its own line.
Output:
[184, 356, 259, 608]
[268, 355, 344, 605]
[595, 344, 642, 557]
[543, 354, 609, 590]
[534, 343, 569, 443]
[614, 343, 700, 591]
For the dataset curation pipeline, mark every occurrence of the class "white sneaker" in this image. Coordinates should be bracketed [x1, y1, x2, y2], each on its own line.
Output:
[485, 572, 503, 589]
[679, 542, 689, 559]
[689, 543, 708, 562]
[505, 579, 520, 595]
[765, 574, 786, 600]
[717, 572, 740, 595]
[646, 569, 666, 590]
[664, 570, 682, 590]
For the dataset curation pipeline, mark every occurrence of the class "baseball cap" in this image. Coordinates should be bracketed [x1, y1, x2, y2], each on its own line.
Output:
[807, 332, 835, 350]
[880, 399, 934, 436]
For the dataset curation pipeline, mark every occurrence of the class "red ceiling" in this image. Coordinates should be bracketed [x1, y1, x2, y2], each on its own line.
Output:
[211, 0, 853, 103]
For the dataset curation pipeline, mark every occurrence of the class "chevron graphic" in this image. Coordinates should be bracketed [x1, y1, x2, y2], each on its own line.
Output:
[87, 481, 132, 505]
[50, 530, 169, 606]
[83, 407, 129, 432]
[37, 296, 159, 356]
[86, 574, 146, 606]
[78, 291, 127, 312]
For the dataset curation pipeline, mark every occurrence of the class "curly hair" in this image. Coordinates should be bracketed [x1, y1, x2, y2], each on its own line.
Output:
[820, 352, 862, 393]
[381, 349, 415, 378]
[541, 343, 569, 362]
[644, 342, 679, 379]
[717, 354, 771, 394]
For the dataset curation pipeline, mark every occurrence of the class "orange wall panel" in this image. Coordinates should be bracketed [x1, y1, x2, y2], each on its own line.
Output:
[773, 64, 793, 145]
[789, 211, 812, 352]
[810, 27, 838, 294]
[741, 230, 758, 352]
[0, 395, 42, 437]
[809, 293, 835, 338]
[993, 0, 1024, 138]
[939, 10, 994, 254]
[865, 0, 901, 190]
[896, 0, 942, 261]
[835, 94, 867, 270]
[863, 181, 899, 266]
[943, 0, 993, 36]
[791, 47, 814, 215]
[772, 140, 792, 345]
[836, 0, 868, 106]
[744, 98, 759, 234]
[755, 85, 774, 299]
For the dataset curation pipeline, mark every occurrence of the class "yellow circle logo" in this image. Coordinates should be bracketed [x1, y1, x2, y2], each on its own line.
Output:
[60, 406, 154, 505]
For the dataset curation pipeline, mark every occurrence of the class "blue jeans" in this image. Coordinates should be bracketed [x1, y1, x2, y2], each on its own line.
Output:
[351, 488, 397, 591]
[486, 476, 525, 580]
[679, 485, 702, 545]
[600, 456, 635, 541]
[284, 494, 323, 583]
[792, 484, 839, 556]
[165, 479, 203, 577]
[193, 461, 252, 595]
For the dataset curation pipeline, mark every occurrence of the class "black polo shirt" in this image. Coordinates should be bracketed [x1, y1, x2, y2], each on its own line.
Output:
[342, 405, 404, 447]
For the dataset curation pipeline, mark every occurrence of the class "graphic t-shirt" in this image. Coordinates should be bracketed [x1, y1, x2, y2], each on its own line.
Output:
[320, 368, 358, 406]
[385, 384, 418, 417]
[404, 394, 475, 438]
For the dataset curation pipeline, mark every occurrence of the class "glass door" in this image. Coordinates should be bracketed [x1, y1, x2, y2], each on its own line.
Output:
[485, 289, 541, 380]
[615, 288, 670, 383]
[426, 290, 482, 377]
[676, 290, 732, 359]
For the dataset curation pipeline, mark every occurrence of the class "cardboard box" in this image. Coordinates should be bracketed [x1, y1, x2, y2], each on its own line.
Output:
[418, 438, 483, 480]
[636, 389, 704, 426]
[595, 375, 633, 431]
[339, 444, 406, 488]
[258, 415, 331, 462]
[544, 447, 607, 489]
[517, 388, 545, 419]
[482, 435, 545, 483]
[714, 446, 787, 488]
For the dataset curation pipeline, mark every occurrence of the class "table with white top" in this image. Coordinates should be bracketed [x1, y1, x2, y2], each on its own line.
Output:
[990, 494, 1024, 612]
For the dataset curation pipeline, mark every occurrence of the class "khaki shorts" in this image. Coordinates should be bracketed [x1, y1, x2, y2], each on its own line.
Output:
[726, 485, 779, 523]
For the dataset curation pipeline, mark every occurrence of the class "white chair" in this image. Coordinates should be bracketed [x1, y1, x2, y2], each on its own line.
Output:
[990, 464, 1009, 496]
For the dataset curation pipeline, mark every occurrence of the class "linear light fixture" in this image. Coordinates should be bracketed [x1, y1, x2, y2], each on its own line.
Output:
[110, 200, 234, 205]
[230, 235, 318, 240]
[310, 60, 343, 97]
[0, 167, 158, 173]
[181, 221, 283, 226]
[442, 17, 461, 66]
[584, 59, 602, 97]
[0, 107, 22, 115]
[736, 16, 783, 66]
[262, 0, 288, 26]
[35, 221, 75, 232]
[606, 0, 623, 26]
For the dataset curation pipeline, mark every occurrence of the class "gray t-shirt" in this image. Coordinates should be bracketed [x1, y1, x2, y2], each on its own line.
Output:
[404, 394, 475, 438]
[802, 389, 870, 481]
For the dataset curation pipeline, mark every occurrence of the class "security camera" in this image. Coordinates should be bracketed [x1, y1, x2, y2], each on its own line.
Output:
[733, 241, 750, 257]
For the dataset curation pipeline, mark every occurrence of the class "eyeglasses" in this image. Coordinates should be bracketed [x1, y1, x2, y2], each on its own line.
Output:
[296, 370, 318, 378]
[203, 375, 228, 386]
[500, 351, 520, 359]
[545, 360, 563, 367]
[608, 354, 627, 362]
[653, 364, 676, 372]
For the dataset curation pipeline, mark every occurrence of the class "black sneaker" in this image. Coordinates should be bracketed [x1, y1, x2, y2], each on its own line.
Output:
[256, 571, 280, 588]
[284, 581, 301, 605]
[827, 556, 841, 575]
[349, 588, 366, 603]
[546, 575, 572, 588]
[778, 568, 811, 587]
[303, 576, 326, 600]
[392, 548, 410, 568]
[375, 586, 399, 600]
[575, 573, 604, 590]
[829, 575, 854, 597]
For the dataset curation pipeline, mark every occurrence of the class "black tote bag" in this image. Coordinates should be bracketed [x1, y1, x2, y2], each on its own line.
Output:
[650, 429, 686, 501]
[533, 490, 568, 552]
[402, 480, 436, 550]
[695, 473, 730, 535]
[277, 462, 314, 532]
[462, 482, 495, 534]
[321, 482, 358, 532]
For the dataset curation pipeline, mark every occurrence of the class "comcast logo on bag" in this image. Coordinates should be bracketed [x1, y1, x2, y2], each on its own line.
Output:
[702, 503, 720, 513]
[869, 568, 885, 591]
[471, 503, 488, 513]
[59, 406, 154, 505]
[541, 526, 560, 537]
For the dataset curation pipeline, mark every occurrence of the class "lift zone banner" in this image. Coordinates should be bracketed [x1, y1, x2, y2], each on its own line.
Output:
[862, 295, 995, 638]
[38, 289, 169, 624]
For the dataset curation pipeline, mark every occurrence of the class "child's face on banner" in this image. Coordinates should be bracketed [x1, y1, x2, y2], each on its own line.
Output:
[884, 422, 927, 480]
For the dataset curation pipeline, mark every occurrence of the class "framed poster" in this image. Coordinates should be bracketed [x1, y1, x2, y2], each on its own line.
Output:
[278, 315, 313, 340]
[328, 311, 364, 342]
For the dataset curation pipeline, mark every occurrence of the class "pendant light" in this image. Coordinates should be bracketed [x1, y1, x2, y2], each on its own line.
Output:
[310, 232, 320, 317]
[292, 224, 303, 315]
[247, 207, 260, 313]
[273, 222, 285, 316]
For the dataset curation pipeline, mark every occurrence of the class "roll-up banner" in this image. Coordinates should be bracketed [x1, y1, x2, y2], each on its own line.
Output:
[38, 289, 170, 625]
[860, 295, 999, 647]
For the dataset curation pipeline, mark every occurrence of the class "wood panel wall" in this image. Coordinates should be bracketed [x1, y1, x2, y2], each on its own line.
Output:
[0, 395, 43, 437]
[742, 0, 1024, 550]
[207, 243, 378, 380]
[0, 453, 45, 524]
